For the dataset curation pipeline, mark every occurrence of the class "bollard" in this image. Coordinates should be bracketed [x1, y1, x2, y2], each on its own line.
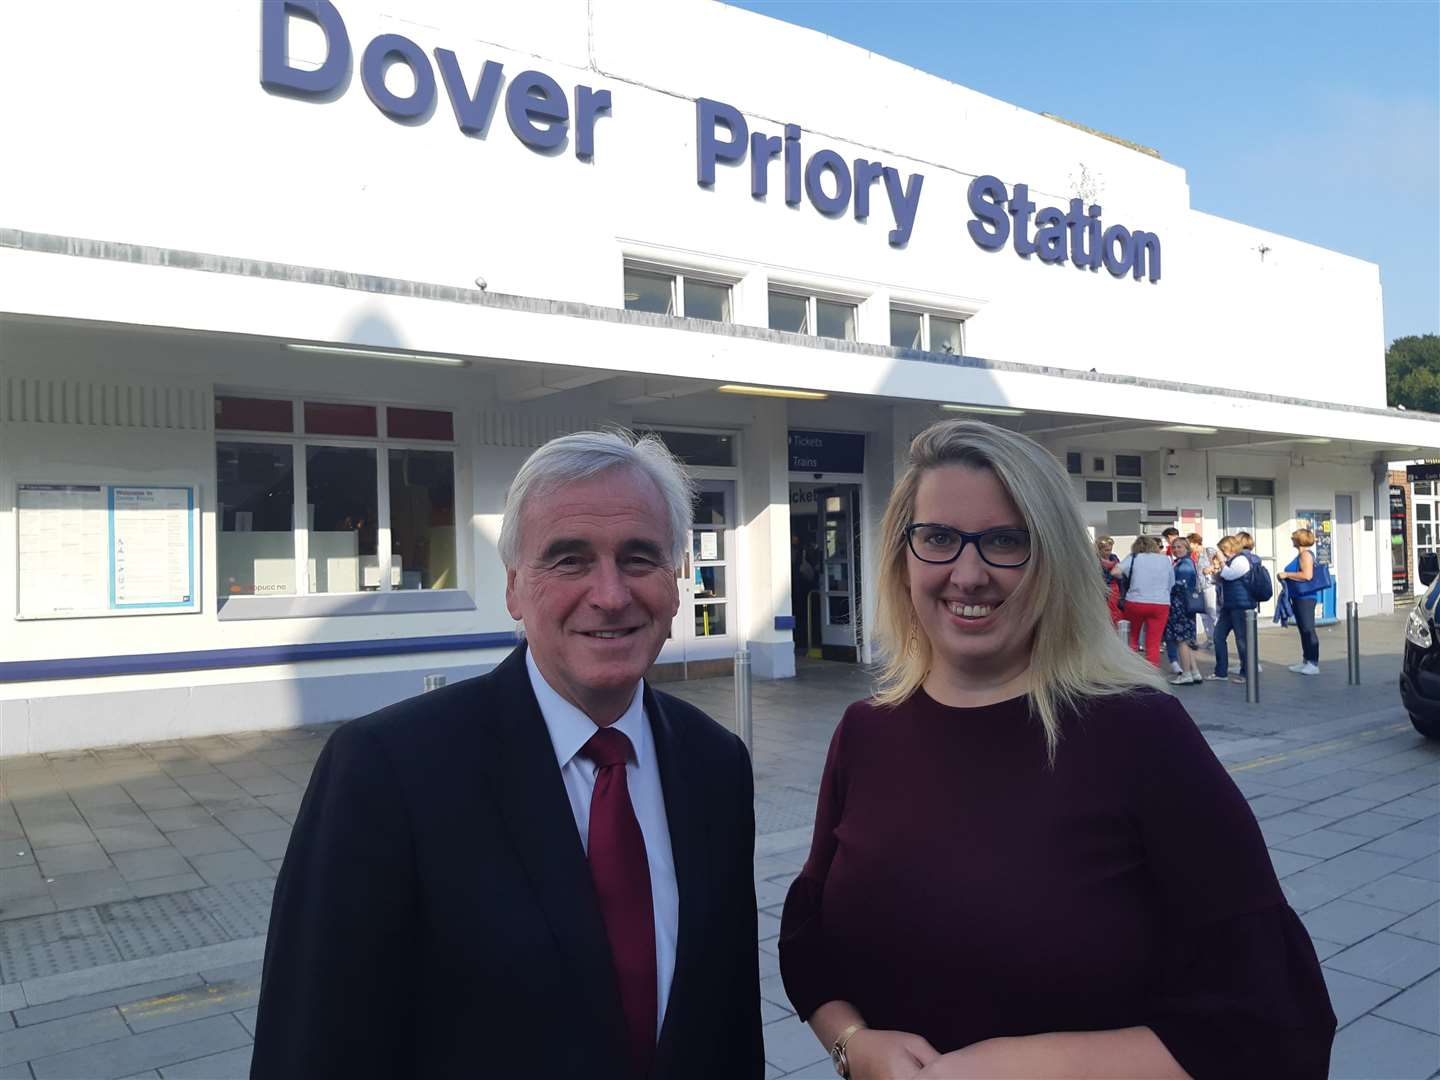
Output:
[1346, 601, 1361, 685]
[1117, 619, 1131, 647]
[734, 648, 753, 755]
[1244, 609, 1259, 704]
[423, 673, 447, 693]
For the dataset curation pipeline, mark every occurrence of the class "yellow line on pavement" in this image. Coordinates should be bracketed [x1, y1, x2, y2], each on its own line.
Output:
[1227, 722, 1412, 774]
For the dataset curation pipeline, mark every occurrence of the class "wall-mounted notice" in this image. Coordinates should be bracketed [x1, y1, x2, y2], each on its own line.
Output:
[17, 483, 199, 619]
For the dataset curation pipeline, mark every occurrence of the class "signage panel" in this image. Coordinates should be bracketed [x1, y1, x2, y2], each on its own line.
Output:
[788, 431, 865, 474]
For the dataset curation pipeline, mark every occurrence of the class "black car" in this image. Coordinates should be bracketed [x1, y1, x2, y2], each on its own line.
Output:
[1401, 553, 1440, 740]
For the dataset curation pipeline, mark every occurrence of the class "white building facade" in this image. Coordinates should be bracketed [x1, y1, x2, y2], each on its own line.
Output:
[1, 0, 1433, 752]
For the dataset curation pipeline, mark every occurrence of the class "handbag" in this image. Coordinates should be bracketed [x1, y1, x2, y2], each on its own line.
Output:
[1185, 585, 1207, 614]
[1289, 553, 1333, 598]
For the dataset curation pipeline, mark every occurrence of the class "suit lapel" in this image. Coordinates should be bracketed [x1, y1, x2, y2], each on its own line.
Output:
[648, 687, 713, 1072]
[488, 645, 630, 1069]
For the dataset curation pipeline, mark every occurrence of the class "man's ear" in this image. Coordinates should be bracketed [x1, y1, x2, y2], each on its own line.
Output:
[505, 568, 521, 621]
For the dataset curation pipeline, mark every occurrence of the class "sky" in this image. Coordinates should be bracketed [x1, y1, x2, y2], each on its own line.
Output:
[727, 0, 1440, 345]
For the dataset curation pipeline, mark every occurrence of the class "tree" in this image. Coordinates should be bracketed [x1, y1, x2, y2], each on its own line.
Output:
[1387, 334, 1440, 413]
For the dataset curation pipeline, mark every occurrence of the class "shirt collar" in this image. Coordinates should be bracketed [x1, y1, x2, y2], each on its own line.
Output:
[525, 648, 649, 771]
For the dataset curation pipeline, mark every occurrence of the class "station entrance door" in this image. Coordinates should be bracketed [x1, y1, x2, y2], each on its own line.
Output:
[789, 483, 861, 662]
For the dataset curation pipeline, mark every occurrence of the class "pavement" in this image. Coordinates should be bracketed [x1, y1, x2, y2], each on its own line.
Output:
[0, 611, 1434, 1079]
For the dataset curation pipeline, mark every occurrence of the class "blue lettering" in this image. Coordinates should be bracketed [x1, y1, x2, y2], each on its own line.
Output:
[261, 0, 350, 99]
[852, 159, 884, 221]
[784, 124, 802, 207]
[883, 168, 923, 247]
[505, 70, 569, 151]
[1085, 205, 1104, 270]
[1008, 183, 1037, 257]
[751, 132, 783, 198]
[1102, 224, 1133, 277]
[1132, 230, 1161, 282]
[967, 176, 1009, 250]
[433, 51, 503, 136]
[805, 150, 851, 216]
[361, 34, 436, 122]
[1034, 206, 1066, 263]
[1065, 199, 1089, 269]
[696, 98, 747, 187]
[574, 85, 611, 160]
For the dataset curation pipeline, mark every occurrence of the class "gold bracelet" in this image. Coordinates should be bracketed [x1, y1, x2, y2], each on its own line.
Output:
[829, 1022, 865, 1079]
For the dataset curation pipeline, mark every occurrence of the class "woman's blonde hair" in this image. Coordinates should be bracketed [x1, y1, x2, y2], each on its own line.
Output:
[1186, 532, 1204, 547]
[1217, 535, 1240, 556]
[1095, 535, 1114, 553]
[1292, 528, 1315, 548]
[873, 419, 1165, 761]
[1131, 535, 1161, 554]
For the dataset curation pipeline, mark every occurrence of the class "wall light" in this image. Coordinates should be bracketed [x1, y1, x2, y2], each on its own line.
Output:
[286, 343, 469, 367]
[1293, 437, 1332, 445]
[941, 403, 1025, 416]
[1159, 424, 1218, 435]
[716, 384, 829, 400]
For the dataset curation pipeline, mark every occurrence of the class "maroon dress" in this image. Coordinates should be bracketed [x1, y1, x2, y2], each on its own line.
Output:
[779, 689, 1335, 1079]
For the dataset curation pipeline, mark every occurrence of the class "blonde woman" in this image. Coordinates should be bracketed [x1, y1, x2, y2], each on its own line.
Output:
[1110, 535, 1173, 665]
[778, 420, 1334, 1080]
[1277, 528, 1322, 674]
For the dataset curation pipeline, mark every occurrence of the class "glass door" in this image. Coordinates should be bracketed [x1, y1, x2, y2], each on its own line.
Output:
[664, 479, 736, 663]
[818, 487, 859, 656]
[1220, 495, 1275, 616]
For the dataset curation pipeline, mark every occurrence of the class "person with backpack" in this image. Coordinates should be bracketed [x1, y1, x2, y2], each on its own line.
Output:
[1277, 528, 1329, 675]
[1205, 535, 1259, 684]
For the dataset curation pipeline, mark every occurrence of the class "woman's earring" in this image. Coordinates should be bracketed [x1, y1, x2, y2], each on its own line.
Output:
[906, 619, 919, 655]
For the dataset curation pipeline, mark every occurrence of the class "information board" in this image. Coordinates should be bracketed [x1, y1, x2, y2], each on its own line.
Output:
[1294, 508, 1334, 565]
[17, 483, 199, 619]
[1390, 485, 1410, 596]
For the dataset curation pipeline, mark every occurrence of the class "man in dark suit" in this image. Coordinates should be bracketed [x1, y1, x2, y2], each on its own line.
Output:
[251, 430, 763, 1079]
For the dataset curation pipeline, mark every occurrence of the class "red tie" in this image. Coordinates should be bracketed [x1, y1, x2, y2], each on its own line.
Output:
[580, 728, 657, 1078]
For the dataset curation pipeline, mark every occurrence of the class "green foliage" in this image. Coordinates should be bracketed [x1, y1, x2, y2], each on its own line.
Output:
[1387, 334, 1440, 412]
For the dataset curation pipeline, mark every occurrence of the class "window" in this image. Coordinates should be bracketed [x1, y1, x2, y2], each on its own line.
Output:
[1116, 482, 1144, 503]
[890, 307, 965, 355]
[215, 396, 457, 599]
[1065, 452, 1082, 476]
[643, 429, 735, 467]
[1085, 481, 1114, 502]
[769, 290, 857, 341]
[1216, 477, 1275, 496]
[1417, 504, 1432, 521]
[1415, 481, 1433, 496]
[623, 265, 731, 322]
[1114, 454, 1143, 478]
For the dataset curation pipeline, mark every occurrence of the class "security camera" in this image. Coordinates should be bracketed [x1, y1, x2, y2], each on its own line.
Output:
[474, 276, 488, 291]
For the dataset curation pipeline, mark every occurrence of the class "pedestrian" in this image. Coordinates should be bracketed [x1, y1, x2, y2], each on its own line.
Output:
[1159, 528, 1183, 673]
[1111, 535, 1174, 666]
[1206, 535, 1256, 684]
[1187, 531, 1218, 646]
[1277, 528, 1324, 675]
[778, 418, 1336, 1080]
[1164, 536, 1203, 684]
[251, 430, 764, 1080]
[1096, 534, 1123, 624]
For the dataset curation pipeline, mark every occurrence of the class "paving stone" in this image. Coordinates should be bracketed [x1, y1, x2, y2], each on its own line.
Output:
[1294, 847, 1413, 889]
[81, 805, 151, 829]
[0, 1061, 35, 1078]
[0, 1006, 131, 1069]
[239, 830, 289, 862]
[1271, 827, 1374, 859]
[1325, 931, 1440, 987]
[0, 894, 57, 921]
[34, 843, 111, 878]
[190, 882, 273, 940]
[1328, 810, 1419, 839]
[1266, 849, 1321, 878]
[198, 961, 260, 986]
[1378, 791, 1440, 820]
[233, 1008, 257, 1037]
[0, 931, 122, 983]
[167, 830, 244, 860]
[128, 788, 197, 812]
[159, 1046, 253, 1078]
[1244, 794, 1309, 819]
[146, 809, 218, 834]
[187, 851, 272, 887]
[111, 850, 194, 884]
[0, 849, 33, 872]
[46, 869, 133, 912]
[1309, 937, 1345, 961]
[1301, 794, 1384, 821]
[11, 975, 201, 1027]
[23, 822, 94, 850]
[1361, 829, 1440, 860]
[1327, 1014, 1440, 1079]
[211, 809, 285, 837]
[763, 1015, 829, 1074]
[1321, 967, 1402, 1028]
[1390, 904, 1440, 945]
[28, 1013, 251, 1078]
[1301, 899, 1406, 946]
[98, 896, 229, 960]
[94, 825, 170, 855]
[121, 977, 259, 1033]
[1344, 873, 1440, 914]
[254, 793, 302, 818]
[1404, 852, 1440, 881]
[130, 874, 208, 901]
[69, 786, 138, 811]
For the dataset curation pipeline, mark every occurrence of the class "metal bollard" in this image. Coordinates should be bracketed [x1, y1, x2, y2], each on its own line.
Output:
[1117, 619, 1131, 647]
[1244, 609, 1259, 704]
[1346, 602, 1361, 685]
[423, 673, 447, 693]
[734, 648, 753, 755]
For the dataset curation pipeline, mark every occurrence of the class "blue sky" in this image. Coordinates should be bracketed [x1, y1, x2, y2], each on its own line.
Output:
[728, 0, 1439, 345]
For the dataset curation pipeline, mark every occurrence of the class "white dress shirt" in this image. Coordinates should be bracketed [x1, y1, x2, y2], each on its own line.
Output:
[525, 651, 679, 1037]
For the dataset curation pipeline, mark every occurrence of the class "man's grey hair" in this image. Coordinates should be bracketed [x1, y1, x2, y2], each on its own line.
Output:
[498, 429, 694, 569]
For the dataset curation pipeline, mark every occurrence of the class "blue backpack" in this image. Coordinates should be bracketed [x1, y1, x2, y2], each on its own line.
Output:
[1244, 552, 1274, 602]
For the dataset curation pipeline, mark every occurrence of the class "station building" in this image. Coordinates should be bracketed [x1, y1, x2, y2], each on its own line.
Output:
[2, 0, 1435, 752]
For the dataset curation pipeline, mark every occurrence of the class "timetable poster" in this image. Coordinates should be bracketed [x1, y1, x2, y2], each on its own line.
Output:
[16, 483, 199, 619]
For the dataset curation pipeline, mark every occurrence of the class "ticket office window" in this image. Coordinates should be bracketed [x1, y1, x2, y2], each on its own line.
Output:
[216, 397, 456, 599]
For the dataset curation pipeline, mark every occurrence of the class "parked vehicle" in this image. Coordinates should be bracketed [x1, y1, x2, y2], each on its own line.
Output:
[1401, 553, 1440, 740]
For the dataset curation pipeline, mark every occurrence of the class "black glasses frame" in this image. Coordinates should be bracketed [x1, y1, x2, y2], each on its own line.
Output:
[904, 523, 1032, 568]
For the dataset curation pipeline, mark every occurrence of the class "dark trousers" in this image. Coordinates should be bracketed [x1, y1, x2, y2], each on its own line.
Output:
[1213, 607, 1252, 677]
[1293, 597, 1320, 664]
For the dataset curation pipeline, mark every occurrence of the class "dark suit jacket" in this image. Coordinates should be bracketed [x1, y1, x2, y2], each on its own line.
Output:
[251, 645, 764, 1079]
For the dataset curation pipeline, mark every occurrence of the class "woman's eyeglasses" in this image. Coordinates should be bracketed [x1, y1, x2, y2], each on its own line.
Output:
[905, 524, 1032, 568]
